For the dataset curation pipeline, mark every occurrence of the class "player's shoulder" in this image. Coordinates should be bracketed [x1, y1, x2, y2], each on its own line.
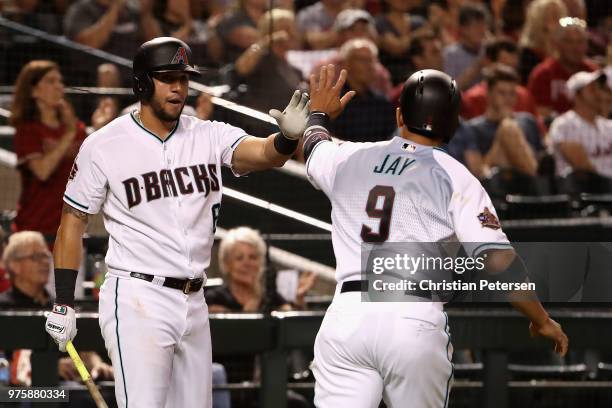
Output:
[179, 115, 242, 135]
[80, 113, 133, 151]
[432, 147, 481, 190]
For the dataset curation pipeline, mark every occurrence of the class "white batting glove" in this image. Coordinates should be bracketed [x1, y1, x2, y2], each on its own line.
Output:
[269, 90, 310, 140]
[45, 304, 77, 352]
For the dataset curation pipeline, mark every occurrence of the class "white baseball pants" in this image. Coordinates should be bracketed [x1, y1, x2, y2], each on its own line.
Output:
[311, 290, 454, 408]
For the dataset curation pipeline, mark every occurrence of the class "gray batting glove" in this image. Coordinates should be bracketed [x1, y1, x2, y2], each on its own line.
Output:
[45, 304, 77, 352]
[269, 90, 310, 140]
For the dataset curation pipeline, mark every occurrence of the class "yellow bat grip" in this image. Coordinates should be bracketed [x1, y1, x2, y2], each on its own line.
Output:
[66, 341, 92, 381]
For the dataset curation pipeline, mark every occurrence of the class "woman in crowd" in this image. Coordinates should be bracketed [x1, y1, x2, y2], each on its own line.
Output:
[206, 227, 316, 408]
[518, 0, 568, 83]
[207, 226, 315, 313]
[10, 60, 87, 245]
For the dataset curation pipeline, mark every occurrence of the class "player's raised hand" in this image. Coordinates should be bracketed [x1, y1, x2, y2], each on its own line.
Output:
[309, 64, 355, 119]
[269, 90, 310, 140]
[529, 318, 569, 356]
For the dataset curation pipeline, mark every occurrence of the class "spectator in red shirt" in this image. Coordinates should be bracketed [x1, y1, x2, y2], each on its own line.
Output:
[10, 61, 87, 244]
[461, 38, 540, 122]
[518, 0, 568, 84]
[528, 17, 598, 124]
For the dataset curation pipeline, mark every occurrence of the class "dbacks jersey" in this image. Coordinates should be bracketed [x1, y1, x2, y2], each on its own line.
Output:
[306, 136, 511, 283]
[64, 112, 248, 279]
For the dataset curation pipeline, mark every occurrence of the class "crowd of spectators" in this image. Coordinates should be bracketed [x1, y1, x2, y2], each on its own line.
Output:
[2, 0, 610, 195]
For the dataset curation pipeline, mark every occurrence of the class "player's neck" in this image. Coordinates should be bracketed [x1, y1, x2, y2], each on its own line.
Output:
[137, 107, 177, 140]
[401, 128, 443, 147]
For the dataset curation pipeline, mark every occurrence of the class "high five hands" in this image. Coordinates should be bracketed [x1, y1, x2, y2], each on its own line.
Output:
[309, 64, 356, 120]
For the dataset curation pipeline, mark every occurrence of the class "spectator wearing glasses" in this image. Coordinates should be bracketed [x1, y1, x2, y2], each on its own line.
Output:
[0, 231, 114, 389]
[0, 231, 53, 307]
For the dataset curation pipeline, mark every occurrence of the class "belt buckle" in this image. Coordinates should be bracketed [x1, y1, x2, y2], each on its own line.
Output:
[183, 280, 191, 294]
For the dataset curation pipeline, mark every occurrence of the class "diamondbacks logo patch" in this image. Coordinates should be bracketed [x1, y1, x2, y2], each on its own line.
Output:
[171, 47, 189, 65]
[478, 207, 501, 230]
[68, 161, 78, 180]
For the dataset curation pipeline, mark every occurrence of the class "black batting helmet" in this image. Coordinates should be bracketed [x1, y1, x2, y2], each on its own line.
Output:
[132, 37, 200, 101]
[399, 69, 461, 142]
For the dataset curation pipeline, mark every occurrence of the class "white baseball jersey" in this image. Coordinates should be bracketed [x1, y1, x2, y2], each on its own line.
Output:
[550, 110, 612, 178]
[308, 136, 511, 408]
[64, 111, 248, 279]
[306, 136, 511, 283]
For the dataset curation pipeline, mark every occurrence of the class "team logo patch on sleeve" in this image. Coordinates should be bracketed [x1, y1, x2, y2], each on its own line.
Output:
[478, 207, 501, 230]
[68, 162, 78, 180]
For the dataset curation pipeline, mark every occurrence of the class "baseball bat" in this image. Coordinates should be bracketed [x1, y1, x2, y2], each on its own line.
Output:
[66, 341, 109, 408]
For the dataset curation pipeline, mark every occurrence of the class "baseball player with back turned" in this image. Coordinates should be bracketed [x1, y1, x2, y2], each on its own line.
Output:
[44, 37, 310, 407]
[300, 64, 569, 408]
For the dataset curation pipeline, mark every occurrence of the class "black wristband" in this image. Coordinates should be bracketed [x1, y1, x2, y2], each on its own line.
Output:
[273, 132, 299, 155]
[54, 268, 78, 307]
[306, 111, 331, 130]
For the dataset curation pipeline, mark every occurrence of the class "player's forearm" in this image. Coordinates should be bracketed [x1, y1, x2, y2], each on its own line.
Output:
[54, 207, 88, 269]
[53, 209, 88, 307]
[262, 133, 294, 168]
[509, 298, 550, 327]
[303, 112, 332, 162]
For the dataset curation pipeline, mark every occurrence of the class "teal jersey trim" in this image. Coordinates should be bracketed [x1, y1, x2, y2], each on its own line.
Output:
[63, 194, 89, 210]
[443, 312, 454, 408]
[130, 111, 179, 144]
[433, 146, 448, 154]
[471, 242, 513, 258]
[115, 279, 128, 407]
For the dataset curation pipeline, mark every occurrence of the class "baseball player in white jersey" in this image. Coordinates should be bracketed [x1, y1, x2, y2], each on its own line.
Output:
[301, 65, 569, 407]
[44, 37, 310, 407]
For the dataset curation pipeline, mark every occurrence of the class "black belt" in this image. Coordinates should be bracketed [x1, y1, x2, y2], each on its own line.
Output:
[340, 280, 432, 299]
[130, 272, 204, 294]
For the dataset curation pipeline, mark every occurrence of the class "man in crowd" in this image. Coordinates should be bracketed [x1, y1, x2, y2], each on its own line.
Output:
[330, 38, 395, 143]
[461, 38, 540, 122]
[449, 64, 544, 179]
[0, 231, 113, 386]
[550, 70, 612, 179]
[443, 4, 490, 90]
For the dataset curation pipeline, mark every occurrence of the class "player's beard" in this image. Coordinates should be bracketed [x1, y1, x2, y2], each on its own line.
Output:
[150, 97, 185, 122]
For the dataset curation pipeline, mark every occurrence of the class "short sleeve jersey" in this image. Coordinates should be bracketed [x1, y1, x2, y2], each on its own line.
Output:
[306, 137, 511, 282]
[64, 113, 248, 279]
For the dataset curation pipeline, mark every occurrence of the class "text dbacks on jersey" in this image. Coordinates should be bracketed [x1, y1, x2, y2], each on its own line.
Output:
[122, 163, 219, 208]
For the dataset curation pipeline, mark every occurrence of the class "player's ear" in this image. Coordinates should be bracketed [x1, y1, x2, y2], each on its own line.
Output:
[395, 107, 404, 129]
